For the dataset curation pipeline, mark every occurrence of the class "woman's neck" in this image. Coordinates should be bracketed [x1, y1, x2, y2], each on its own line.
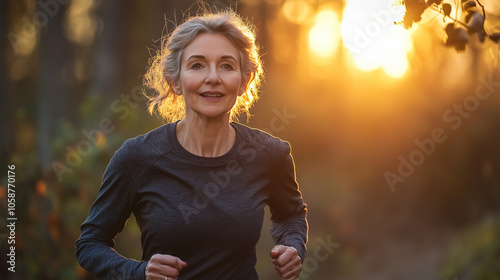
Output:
[176, 114, 235, 157]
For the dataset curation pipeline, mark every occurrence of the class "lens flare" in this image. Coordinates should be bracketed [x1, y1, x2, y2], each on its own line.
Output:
[282, 0, 312, 24]
[341, 0, 413, 78]
[308, 9, 341, 59]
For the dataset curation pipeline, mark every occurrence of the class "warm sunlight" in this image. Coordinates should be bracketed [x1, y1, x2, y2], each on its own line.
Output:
[341, 0, 413, 78]
[282, 0, 312, 24]
[308, 8, 341, 59]
[64, 0, 98, 46]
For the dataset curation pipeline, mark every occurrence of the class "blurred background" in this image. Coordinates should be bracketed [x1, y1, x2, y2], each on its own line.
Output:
[1, 0, 500, 279]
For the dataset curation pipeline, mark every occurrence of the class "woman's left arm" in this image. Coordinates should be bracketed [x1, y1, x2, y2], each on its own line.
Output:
[268, 142, 308, 279]
[75, 140, 148, 280]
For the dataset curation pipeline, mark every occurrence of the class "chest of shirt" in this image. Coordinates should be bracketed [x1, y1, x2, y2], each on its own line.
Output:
[132, 155, 273, 252]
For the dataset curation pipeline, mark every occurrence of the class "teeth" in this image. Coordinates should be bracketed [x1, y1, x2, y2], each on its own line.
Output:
[202, 94, 222, 97]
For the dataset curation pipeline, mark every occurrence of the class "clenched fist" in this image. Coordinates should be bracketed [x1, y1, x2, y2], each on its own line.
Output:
[270, 245, 302, 280]
[145, 254, 187, 280]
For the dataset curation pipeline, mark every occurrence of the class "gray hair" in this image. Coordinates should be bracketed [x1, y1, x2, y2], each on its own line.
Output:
[144, 11, 264, 122]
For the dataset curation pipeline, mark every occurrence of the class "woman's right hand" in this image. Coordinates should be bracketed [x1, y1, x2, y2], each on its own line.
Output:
[145, 254, 187, 280]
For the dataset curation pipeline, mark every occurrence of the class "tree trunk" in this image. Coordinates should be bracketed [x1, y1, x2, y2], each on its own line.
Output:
[36, 2, 73, 173]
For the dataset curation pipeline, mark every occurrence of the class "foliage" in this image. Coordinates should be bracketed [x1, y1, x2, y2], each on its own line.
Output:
[1, 95, 139, 279]
[399, 0, 500, 51]
[440, 215, 500, 280]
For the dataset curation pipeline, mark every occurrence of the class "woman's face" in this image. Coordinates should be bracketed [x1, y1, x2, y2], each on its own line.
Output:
[175, 32, 248, 121]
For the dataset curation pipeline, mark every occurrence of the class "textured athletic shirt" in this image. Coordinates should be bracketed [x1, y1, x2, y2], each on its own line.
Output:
[76, 121, 308, 280]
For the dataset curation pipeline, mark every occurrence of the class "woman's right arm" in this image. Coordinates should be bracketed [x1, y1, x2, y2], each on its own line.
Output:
[75, 140, 148, 280]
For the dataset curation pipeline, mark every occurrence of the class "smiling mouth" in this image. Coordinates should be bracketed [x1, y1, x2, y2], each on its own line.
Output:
[201, 93, 223, 97]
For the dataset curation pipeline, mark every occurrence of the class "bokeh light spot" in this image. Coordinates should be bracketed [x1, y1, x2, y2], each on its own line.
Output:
[308, 9, 341, 59]
[341, 0, 413, 78]
[64, 0, 97, 46]
[283, 0, 312, 24]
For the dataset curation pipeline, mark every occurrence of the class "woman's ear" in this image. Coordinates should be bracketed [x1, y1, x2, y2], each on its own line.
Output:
[238, 74, 251, 96]
[173, 81, 182, 95]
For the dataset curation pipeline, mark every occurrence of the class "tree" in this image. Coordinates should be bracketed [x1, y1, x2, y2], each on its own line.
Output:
[399, 0, 500, 51]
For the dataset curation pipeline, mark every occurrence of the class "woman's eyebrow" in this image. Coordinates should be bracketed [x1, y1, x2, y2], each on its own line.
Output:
[185, 54, 238, 62]
[220, 55, 238, 62]
[185, 55, 205, 61]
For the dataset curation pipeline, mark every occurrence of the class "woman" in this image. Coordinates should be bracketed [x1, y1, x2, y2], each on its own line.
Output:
[76, 10, 308, 280]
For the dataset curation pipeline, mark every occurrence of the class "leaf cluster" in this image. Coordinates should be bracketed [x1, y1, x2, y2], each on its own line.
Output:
[399, 0, 500, 51]
[440, 216, 500, 279]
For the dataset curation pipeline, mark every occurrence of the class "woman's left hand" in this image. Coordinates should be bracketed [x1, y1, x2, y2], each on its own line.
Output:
[270, 245, 302, 280]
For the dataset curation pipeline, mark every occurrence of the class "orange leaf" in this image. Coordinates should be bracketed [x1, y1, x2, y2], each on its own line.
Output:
[36, 180, 47, 196]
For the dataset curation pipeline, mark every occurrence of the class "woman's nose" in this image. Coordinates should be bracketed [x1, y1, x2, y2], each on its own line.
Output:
[205, 66, 221, 85]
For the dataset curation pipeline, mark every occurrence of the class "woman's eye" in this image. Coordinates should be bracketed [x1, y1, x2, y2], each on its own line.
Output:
[191, 63, 203, 69]
[221, 63, 234, 70]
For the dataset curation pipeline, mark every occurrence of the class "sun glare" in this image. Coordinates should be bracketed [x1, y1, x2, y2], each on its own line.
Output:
[308, 8, 341, 59]
[282, 0, 312, 24]
[341, 0, 413, 78]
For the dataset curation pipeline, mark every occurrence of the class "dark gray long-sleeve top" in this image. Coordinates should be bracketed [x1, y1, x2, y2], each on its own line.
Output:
[76, 121, 308, 280]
